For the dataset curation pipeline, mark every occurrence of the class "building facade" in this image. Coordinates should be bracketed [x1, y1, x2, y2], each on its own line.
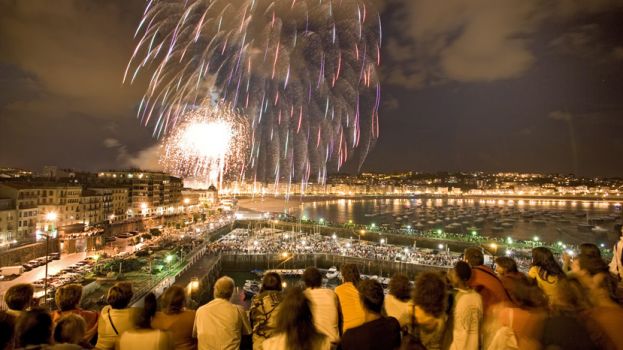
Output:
[0, 198, 17, 246]
[88, 171, 183, 217]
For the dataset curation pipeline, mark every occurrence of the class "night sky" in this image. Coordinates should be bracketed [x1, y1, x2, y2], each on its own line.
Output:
[1, 0, 622, 177]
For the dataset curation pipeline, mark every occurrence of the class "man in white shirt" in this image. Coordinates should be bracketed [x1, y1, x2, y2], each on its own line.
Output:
[302, 267, 341, 344]
[193, 276, 251, 350]
[448, 261, 483, 350]
[609, 226, 623, 280]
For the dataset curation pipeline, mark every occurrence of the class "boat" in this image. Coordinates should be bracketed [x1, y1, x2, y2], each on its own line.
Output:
[243, 280, 260, 297]
[577, 223, 594, 231]
[326, 266, 339, 279]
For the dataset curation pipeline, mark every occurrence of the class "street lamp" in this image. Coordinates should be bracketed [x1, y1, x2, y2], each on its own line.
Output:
[43, 212, 57, 305]
[165, 254, 173, 271]
[359, 229, 365, 240]
[380, 238, 386, 245]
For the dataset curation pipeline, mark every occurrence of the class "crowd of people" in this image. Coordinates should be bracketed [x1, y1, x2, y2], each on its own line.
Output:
[2, 236, 623, 349]
[210, 229, 461, 269]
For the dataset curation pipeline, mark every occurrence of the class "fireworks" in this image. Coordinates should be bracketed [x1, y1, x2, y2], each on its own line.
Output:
[161, 102, 249, 188]
[126, 0, 382, 185]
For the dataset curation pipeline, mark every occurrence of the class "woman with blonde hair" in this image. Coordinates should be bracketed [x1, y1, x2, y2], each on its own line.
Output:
[151, 285, 196, 350]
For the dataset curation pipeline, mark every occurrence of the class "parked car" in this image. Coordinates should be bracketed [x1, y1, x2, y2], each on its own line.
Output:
[50, 252, 61, 260]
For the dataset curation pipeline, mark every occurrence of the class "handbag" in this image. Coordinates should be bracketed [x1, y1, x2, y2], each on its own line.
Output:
[400, 305, 426, 350]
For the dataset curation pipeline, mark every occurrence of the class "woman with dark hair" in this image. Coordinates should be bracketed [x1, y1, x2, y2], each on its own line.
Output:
[95, 282, 139, 350]
[119, 293, 172, 350]
[15, 308, 53, 349]
[563, 243, 602, 273]
[573, 255, 623, 350]
[52, 284, 99, 344]
[528, 247, 565, 304]
[249, 272, 284, 350]
[383, 274, 412, 327]
[409, 272, 448, 350]
[262, 287, 330, 350]
[335, 264, 365, 333]
[152, 285, 196, 350]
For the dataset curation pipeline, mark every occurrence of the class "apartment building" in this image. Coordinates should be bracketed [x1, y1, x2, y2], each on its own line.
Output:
[0, 198, 17, 246]
[81, 171, 183, 217]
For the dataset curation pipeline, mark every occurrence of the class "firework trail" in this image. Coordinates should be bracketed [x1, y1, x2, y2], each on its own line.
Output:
[126, 0, 382, 185]
[161, 101, 250, 189]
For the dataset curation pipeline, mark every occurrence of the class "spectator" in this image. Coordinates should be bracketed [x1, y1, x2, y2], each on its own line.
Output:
[193, 276, 251, 350]
[250, 272, 284, 350]
[95, 282, 139, 350]
[529, 247, 565, 305]
[341, 279, 401, 350]
[608, 226, 623, 281]
[302, 267, 340, 344]
[446, 261, 482, 350]
[52, 314, 87, 350]
[52, 284, 99, 344]
[492, 274, 547, 350]
[334, 264, 365, 333]
[15, 308, 52, 349]
[464, 247, 510, 315]
[119, 293, 172, 350]
[410, 272, 448, 350]
[575, 255, 623, 350]
[262, 287, 330, 350]
[4, 284, 34, 318]
[152, 285, 197, 350]
[563, 243, 601, 273]
[0, 311, 15, 350]
[494, 256, 521, 277]
[540, 277, 597, 350]
[383, 273, 412, 327]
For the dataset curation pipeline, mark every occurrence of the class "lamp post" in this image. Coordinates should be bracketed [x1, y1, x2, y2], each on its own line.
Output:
[43, 212, 57, 306]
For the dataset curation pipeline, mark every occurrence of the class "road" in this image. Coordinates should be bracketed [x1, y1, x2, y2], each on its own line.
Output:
[0, 252, 87, 302]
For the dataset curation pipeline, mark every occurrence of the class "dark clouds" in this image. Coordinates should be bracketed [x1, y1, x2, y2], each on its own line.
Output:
[1, 0, 623, 176]
[0, 0, 156, 171]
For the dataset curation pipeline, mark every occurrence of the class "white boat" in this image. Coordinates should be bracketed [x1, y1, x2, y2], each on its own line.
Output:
[326, 266, 339, 279]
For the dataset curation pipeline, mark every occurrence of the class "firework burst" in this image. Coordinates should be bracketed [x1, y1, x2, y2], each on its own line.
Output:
[127, 0, 382, 185]
[161, 101, 250, 188]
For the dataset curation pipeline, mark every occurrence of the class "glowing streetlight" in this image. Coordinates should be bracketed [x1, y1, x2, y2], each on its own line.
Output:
[332, 233, 337, 240]
[437, 229, 443, 235]
[45, 212, 58, 222]
[533, 236, 540, 242]
[380, 238, 386, 245]
[506, 237, 513, 244]
[471, 231, 477, 236]
[438, 244, 444, 250]
[183, 198, 190, 205]
[319, 218, 324, 224]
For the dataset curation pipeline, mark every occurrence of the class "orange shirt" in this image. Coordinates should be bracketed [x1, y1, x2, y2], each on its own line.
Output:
[52, 308, 99, 343]
[335, 282, 365, 333]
